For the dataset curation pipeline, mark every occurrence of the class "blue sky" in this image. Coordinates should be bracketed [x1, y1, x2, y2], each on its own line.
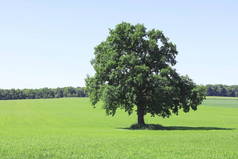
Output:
[0, 0, 237, 89]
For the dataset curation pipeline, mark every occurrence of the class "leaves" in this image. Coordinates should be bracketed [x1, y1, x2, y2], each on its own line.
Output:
[86, 22, 206, 119]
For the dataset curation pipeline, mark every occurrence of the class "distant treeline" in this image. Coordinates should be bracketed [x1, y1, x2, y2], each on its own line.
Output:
[0, 85, 237, 100]
[206, 84, 238, 97]
[0, 87, 87, 100]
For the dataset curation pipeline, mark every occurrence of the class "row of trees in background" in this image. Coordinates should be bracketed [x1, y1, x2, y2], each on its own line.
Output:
[206, 84, 238, 97]
[0, 87, 87, 100]
[0, 84, 237, 100]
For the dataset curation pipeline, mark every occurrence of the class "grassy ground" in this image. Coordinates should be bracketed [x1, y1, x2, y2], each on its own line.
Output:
[0, 97, 237, 159]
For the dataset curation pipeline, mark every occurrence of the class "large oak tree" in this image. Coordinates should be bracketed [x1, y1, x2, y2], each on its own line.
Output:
[86, 22, 206, 126]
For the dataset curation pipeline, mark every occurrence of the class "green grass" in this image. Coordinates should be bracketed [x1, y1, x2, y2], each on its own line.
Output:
[0, 97, 237, 159]
[203, 96, 238, 108]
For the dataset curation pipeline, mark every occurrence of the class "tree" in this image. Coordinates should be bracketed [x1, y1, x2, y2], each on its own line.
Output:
[0, 87, 87, 100]
[86, 22, 206, 126]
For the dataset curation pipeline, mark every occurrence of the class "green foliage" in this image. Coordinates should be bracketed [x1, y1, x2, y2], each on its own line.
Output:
[206, 84, 238, 97]
[0, 87, 86, 100]
[86, 22, 206, 125]
[0, 97, 237, 159]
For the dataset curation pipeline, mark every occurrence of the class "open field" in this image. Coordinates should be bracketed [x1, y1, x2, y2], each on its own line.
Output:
[0, 97, 237, 159]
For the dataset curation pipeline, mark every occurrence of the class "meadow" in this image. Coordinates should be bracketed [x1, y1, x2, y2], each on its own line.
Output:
[0, 97, 237, 159]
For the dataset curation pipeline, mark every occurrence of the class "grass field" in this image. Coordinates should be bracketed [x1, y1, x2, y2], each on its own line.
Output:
[0, 97, 237, 159]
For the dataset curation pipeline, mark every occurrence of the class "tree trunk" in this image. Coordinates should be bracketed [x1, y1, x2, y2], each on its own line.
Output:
[137, 105, 145, 126]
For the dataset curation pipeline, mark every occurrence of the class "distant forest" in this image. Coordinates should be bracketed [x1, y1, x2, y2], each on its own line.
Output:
[206, 84, 238, 97]
[0, 87, 86, 100]
[0, 85, 237, 100]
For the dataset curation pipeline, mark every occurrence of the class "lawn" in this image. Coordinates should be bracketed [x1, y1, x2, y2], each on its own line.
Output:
[0, 97, 237, 159]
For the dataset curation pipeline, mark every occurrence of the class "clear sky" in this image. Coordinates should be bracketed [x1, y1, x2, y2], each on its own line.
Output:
[0, 0, 237, 89]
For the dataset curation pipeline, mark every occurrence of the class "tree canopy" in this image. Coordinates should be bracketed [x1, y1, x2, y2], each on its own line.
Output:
[86, 22, 206, 126]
